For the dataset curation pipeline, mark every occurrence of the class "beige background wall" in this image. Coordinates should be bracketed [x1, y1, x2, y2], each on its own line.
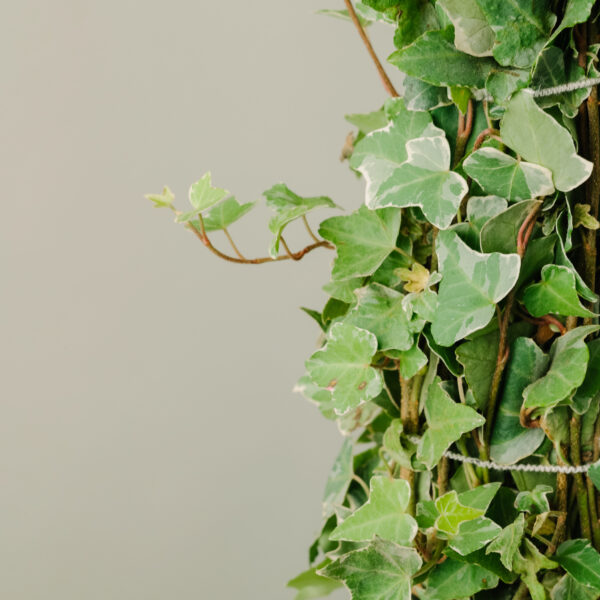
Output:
[1, 2, 396, 598]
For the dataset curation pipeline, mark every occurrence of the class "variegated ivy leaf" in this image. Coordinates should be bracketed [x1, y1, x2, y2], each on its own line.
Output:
[402, 75, 451, 112]
[294, 374, 336, 420]
[417, 378, 485, 469]
[322, 278, 363, 305]
[514, 539, 559, 600]
[305, 323, 382, 415]
[572, 339, 600, 414]
[521, 264, 596, 318]
[476, 0, 556, 69]
[341, 283, 414, 351]
[437, 0, 494, 57]
[330, 477, 418, 546]
[501, 91, 593, 192]
[515, 485, 553, 514]
[354, 122, 467, 229]
[463, 148, 554, 202]
[264, 184, 337, 258]
[319, 538, 422, 600]
[431, 230, 520, 346]
[448, 516, 501, 556]
[145, 186, 175, 209]
[490, 338, 548, 465]
[435, 491, 484, 536]
[322, 438, 354, 519]
[551, 573, 600, 600]
[523, 325, 600, 411]
[286, 559, 343, 600]
[176, 172, 229, 223]
[388, 28, 496, 88]
[486, 513, 525, 571]
[549, 0, 595, 42]
[574, 203, 600, 230]
[319, 206, 402, 281]
[200, 196, 255, 232]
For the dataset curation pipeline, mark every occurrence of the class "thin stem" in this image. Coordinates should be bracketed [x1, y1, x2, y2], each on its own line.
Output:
[189, 216, 332, 264]
[408, 374, 424, 435]
[302, 215, 320, 244]
[343, 0, 399, 98]
[453, 99, 474, 167]
[437, 456, 450, 496]
[352, 474, 371, 499]
[472, 127, 500, 152]
[222, 227, 246, 260]
[571, 413, 593, 541]
[280, 236, 301, 261]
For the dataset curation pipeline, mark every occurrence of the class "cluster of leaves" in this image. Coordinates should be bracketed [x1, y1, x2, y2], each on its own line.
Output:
[148, 1, 600, 599]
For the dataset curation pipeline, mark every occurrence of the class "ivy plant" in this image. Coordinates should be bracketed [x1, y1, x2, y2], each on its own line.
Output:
[147, 1, 600, 599]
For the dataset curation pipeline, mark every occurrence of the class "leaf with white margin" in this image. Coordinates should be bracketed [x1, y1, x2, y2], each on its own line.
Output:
[145, 186, 175, 209]
[463, 148, 554, 202]
[176, 172, 229, 223]
[522, 264, 595, 318]
[319, 537, 422, 600]
[417, 377, 486, 469]
[549, 0, 595, 42]
[330, 477, 418, 546]
[431, 230, 520, 346]
[476, 0, 556, 69]
[486, 513, 525, 571]
[403, 76, 451, 112]
[523, 325, 600, 411]
[322, 438, 354, 519]
[319, 206, 402, 281]
[341, 283, 414, 352]
[305, 322, 383, 415]
[424, 558, 499, 600]
[448, 516, 502, 556]
[361, 133, 468, 229]
[501, 91, 593, 192]
[264, 183, 337, 258]
[435, 490, 484, 535]
[551, 573, 600, 600]
[437, 0, 494, 57]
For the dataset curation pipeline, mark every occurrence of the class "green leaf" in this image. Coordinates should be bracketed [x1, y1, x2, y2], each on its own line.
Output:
[463, 148, 554, 201]
[176, 172, 229, 223]
[555, 539, 600, 591]
[395, 343, 428, 379]
[459, 482, 502, 511]
[501, 91, 593, 192]
[145, 186, 175, 209]
[351, 110, 468, 229]
[424, 558, 499, 599]
[402, 76, 451, 112]
[341, 284, 414, 351]
[319, 206, 402, 281]
[435, 490, 485, 535]
[330, 477, 418, 545]
[423, 325, 463, 376]
[448, 516, 501, 556]
[475, 0, 556, 68]
[287, 560, 342, 600]
[319, 537, 422, 600]
[485, 69, 530, 105]
[417, 378, 485, 469]
[572, 339, 600, 414]
[556, 233, 599, 303]
[589, 462, 600, 494]
[306, 322, 383, 415]
[551, 573, 600, 600]
[382, 420, 416, 469]
[522, 265, 595, 318]
[345, 108, 388, 136]
[480, 199, 542, 254]
[515, 484, 553, 514]
[437, 0, 494, 57]
[486, 513, 525, 571]
[392, 0, 439, 49]
[294, 374, 336, 420]
[264, 183, 337, 258]
[532, 46, 590, 119]
[574, 203, 600, 230]
[388, 28, 496, 88]
[431, 230, 521, 346]
[514, 539, 558, 600]
[490, 338, 548, 464]
[549, 0, 595, 42]
[323, 278, 363, 305]
[322, 438, 354, 519]
[523, 326, 599, 411]
[201, 196, 255, 231]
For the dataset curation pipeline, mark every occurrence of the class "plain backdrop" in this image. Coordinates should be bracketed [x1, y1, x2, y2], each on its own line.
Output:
[1, 2, 397, 598]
